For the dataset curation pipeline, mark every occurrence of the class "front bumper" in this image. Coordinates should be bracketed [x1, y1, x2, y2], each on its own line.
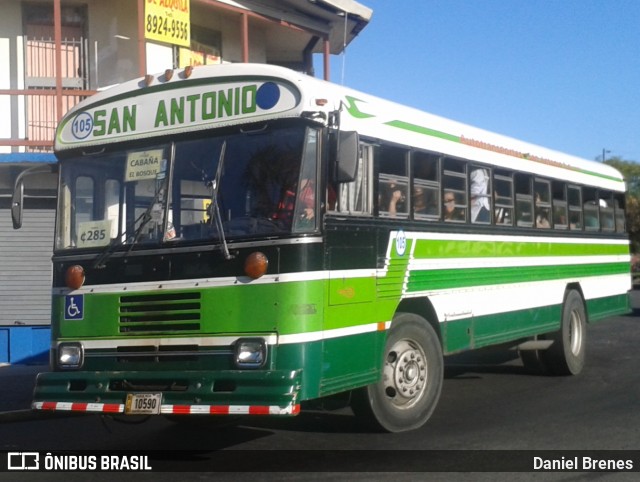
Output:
[32, 369, 302, 416]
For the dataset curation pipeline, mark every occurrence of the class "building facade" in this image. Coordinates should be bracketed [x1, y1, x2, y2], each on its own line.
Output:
[0, 0, 371, 363]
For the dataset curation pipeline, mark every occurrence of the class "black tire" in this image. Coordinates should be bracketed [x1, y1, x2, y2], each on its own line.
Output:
[351, 312, 443, 432]
[541, 290, 587, 376]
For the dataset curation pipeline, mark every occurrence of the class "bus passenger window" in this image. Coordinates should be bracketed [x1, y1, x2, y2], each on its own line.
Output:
[534, 179, 551, 228]
[614, 194, 626, 232]
[412, 152, 440, 220]
[470, 167, 491, 223]
[552, 181, 568, 230]
[568, 185, 582, 229]
[494, 171, 513, 226]
[515, 174, 533, 227]
[583, 187, 600, 230]
[598, 191, 615, 232]
[335, 143, 372, 215]
[377, 145, 409, 218]
[442, 158, 466, 222]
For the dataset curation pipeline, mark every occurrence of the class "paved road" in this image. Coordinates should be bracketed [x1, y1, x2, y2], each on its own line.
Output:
[1, 291, 639, 480]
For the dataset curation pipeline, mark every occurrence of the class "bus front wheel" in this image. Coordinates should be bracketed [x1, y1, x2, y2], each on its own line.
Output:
[351, 312, 443, 433]
[541, 290, 587, 376]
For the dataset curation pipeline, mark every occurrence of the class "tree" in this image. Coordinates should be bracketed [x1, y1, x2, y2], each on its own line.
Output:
[604, 157, 640, 252]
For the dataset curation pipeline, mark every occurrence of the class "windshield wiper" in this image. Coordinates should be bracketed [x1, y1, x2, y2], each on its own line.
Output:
[210, 140, 233, 260]
[93, 147, 172, 268]
[92, 185, 165, 269]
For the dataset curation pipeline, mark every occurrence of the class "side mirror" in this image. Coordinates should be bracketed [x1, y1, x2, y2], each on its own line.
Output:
[11, 163, 57, 230]
[334, 130, 359, 183]
[11, 179, 24, 229]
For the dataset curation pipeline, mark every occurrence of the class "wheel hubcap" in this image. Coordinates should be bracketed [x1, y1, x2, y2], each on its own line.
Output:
[383, 339, 428, 409]
[569, 310, 583, 356]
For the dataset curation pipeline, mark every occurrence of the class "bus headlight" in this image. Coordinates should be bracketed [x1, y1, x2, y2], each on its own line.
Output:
[57, 343, 83, 369]
[234, 338, 266, 369]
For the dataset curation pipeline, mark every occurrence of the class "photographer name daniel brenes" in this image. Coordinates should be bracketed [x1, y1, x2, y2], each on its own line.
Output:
[533, 456, 634, 471]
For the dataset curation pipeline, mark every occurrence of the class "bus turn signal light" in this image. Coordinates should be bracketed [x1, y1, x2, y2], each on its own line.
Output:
[65, 265, 85, 290]
[244, 251, 268, 279]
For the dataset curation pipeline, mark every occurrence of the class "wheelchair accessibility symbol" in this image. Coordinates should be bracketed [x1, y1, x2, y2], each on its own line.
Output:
[64, 295, 84, 320]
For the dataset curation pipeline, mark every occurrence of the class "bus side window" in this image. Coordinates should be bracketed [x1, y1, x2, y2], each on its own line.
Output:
[470, 166, 491, 224]
[599, 191, 615, 232]
[515, 174, 533, 227]
[412, 151, 440, 221]
[494, 170, 513, 226]
[442, 157, 467, 222]
[334, 143, 372, 215]
[614, 193, 626, 232]
[377, 145, 409, 218]
[534, 179, 551, 228]
[583, 187, 600, 231]
[568, 185, 582, 229]
[552, 181, 568, 230]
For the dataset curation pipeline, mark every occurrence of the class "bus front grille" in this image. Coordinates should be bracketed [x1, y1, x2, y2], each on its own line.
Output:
[119, 292, 201, 334]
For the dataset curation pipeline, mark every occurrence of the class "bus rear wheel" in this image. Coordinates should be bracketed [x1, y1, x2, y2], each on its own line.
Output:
[541, 290, 587, 376]
[351, 312, 443, 433]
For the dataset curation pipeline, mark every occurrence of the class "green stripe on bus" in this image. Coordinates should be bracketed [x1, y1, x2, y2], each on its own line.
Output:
[407, 262, 627, 291]
[411, 239, 628, 258]
[384, 120, 460, 143]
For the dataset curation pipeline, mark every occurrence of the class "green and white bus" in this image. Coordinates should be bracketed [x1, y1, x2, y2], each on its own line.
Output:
[15, 63, 630, 432]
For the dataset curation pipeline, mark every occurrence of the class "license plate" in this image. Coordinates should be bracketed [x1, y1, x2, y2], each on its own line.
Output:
[125, 393, 162, 415]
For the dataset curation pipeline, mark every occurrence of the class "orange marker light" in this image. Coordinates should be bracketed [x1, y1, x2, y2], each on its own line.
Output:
[65, 265, 85, 290]
[244, 252, 268, 279]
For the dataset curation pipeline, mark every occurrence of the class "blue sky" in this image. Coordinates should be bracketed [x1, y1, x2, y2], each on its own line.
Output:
[318, 0, 640, 163]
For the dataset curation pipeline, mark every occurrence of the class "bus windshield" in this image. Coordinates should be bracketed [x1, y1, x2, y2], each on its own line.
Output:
[55, 123, 319, 251]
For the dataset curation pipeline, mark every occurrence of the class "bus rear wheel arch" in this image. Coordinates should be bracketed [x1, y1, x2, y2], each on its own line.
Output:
[351, 312, 443, 432]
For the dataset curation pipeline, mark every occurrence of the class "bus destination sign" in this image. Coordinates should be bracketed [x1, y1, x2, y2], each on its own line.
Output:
[57, 79, 301, 148]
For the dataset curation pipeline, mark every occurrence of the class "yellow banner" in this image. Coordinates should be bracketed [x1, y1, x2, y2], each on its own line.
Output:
[145, 0, 190, 47]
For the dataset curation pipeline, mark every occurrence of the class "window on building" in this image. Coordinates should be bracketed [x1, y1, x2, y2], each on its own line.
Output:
[179, 25, 222, 67]
[22, 4, 88, 150]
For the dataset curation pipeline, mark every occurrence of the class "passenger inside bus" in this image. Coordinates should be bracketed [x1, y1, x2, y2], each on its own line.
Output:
[535, 192, 551, 228]
[293, 178, 315, 228]
[412, 185, 438, 216]
[381, 181, 407, 217]
[444, 191, 464, 221]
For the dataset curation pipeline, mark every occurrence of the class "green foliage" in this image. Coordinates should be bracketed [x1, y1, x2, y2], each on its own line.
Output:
[604, 157, 640, 196]
[604, 157, 640, 252]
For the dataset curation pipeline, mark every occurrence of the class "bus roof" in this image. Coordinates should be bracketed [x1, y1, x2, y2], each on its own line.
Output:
[55, 63, 625, 191]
